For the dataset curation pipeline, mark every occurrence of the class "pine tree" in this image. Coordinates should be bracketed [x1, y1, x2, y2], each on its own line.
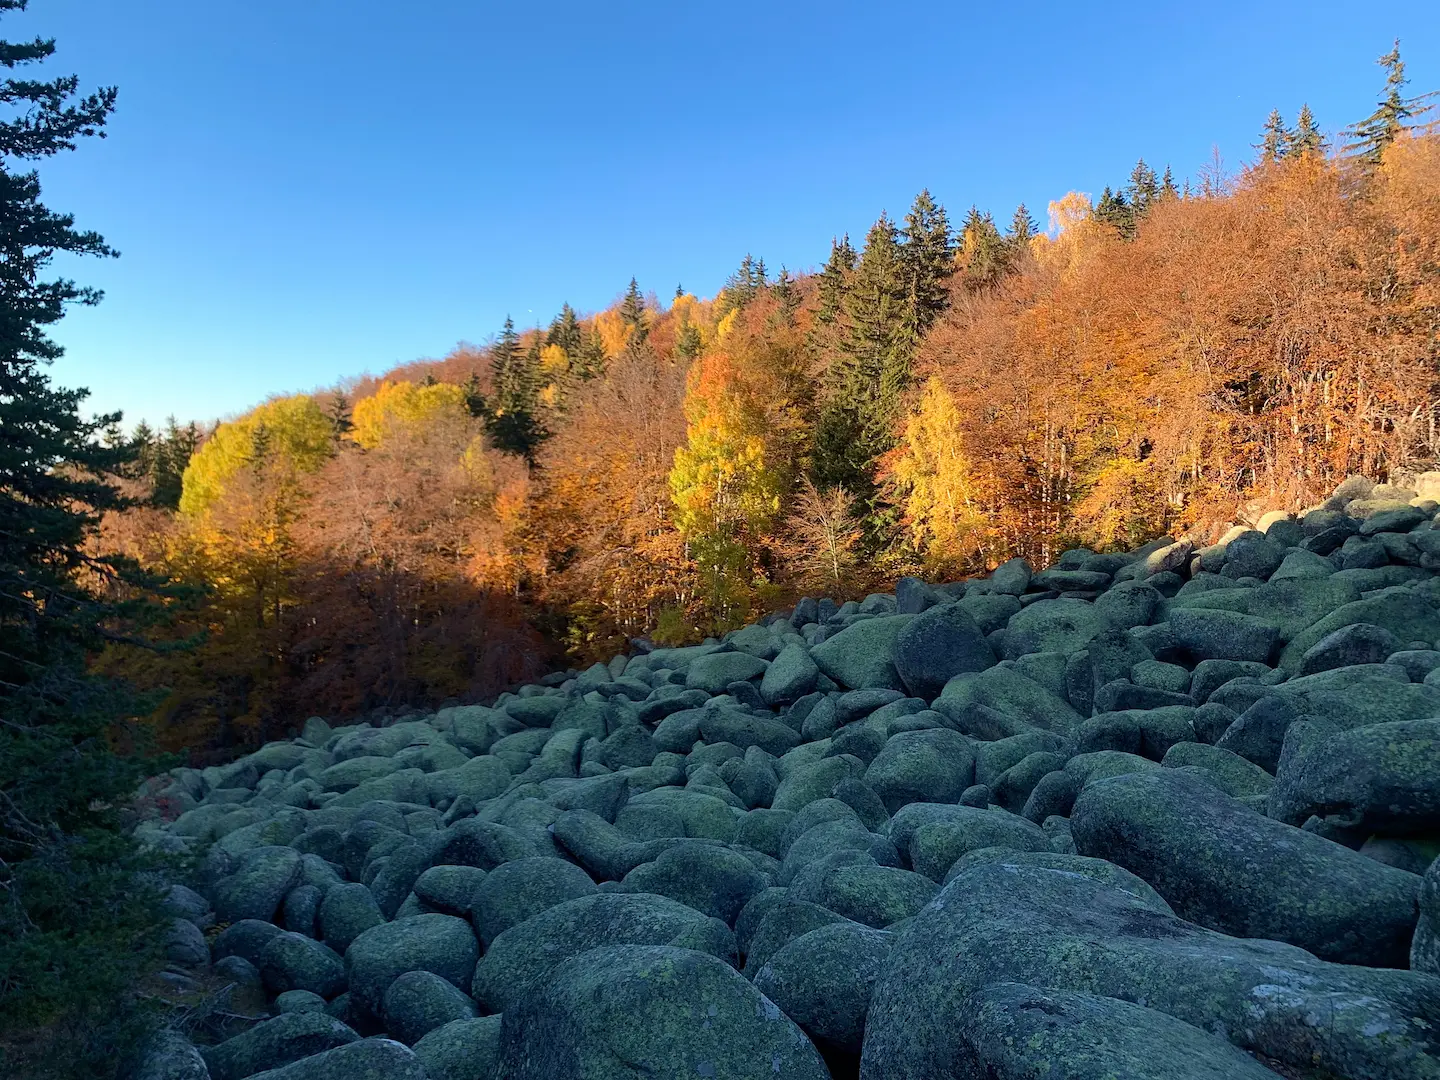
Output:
[546, 302, 583, 357]
[1258, 108, 1290, 162]
[719, 253, 768, 316]
[899, 189, 953, 332]
[771, 265, 800, 327]
[674, 283, 684, 299]
[1345, 40, 1436, 168]
[1287, 103, 1326, 158]
[619, 277, 648, 343]
[574, 325, 608, 380]
[0, 4, 177, 1069]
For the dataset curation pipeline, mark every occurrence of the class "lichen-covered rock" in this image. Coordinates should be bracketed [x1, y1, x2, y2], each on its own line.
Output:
[211, 845, 303, 924]
[753, 921, 893, 1058]
[810, 614, 912, 691]
[937, 981, 1287, 1080]
[938, 666, 1082, 736]
[470, 892, 735, 1013]
[259, 930, 347, 999]
[412, 1016, 501, 1080]
[381, 969, 478, 1045]
[242, 1038, 426, 1080]
[345, 913, 479, 1016]
[497, 945, 830, 1080]
[861, 861, 1440, 1080]
[201, 1012, 359, 1080]
[864, 728, 975, 814]
[618, 841, 768, 924]
[892, 602, 995, 698]
[1072, 768, 1421, 967]
[1413, 855, 1440, 974]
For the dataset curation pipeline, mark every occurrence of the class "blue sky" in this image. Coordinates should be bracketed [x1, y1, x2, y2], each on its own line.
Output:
[14, 0, 1439, 428]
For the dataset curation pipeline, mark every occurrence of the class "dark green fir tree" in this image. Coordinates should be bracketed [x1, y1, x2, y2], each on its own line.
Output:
[1258, 108, 1291, 162]
[1287, 103, 1326, 157]
[1344, 40, 1436, 168]
[619, 276, 648, 343]
[0, 3, 180, 1072]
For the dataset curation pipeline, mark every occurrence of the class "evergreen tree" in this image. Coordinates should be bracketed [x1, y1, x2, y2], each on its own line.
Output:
[0, 4, 177, 1071]
[719, 253, 768, 316]
[807, 235, 856, 361]
[1158, 166, 1179, 200]
[1126, 159, 1159, 217]
[771, 265, 800, 327]
[675, 319, 703, 359]
[1006, 203, 1039, 251]
[958, 205, 1007, 288]
[1345, 40, 1436, 168]
[546, 302, 583, 356]
[674, 283, 684, 299]
[1287, 103, 1326, 157]
[619, 276, 648, 343]
[574, 325, 608, 380]
[813, 215, 912, 494]
[484, 316, 548, 461]
[1258, 108, 1291, 162]
[1093, 185, 1128, 231]
[326, 392, 353, 447]
[899, 189, 953, 332]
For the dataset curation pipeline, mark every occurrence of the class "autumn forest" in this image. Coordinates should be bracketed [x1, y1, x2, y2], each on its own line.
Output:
[94, 51, 1440, 763]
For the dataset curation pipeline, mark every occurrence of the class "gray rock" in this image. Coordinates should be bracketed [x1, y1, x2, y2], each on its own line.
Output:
[1413, 855, 1440, 974]
[1219, 533, 1284, 580]
[1280, 590, 1440, 670]
[1298, 621, 1403, 675]
[201, 1012, 359, 1080]
[1214, 694, 1303, 772]
[131, 1030, 210, 1080]
[864, 728, 976, 814]
[753, 921, 893, 1057]
[470, 892, 735, 1013]
[892, 602, 995, 699]
[1170, 607, 1279, 663]
[989, 557, 1032, 595]
[619, 841, 768, 924]
[685, 652, 768, 694]
[164, 916, 209, 968]
[241, 1038, 426, 1080]
[1160, 742, 1274, 799]
[211, 846, 303, 924]
[318, 881, 386, 954]
[346, 913, 479, 1016]
[810, 614, 912, 691]
[1072, 768, 1421, 967]
[861, 860, 1440, 1080]
[1001, 598, 1110, 660]
[938, 981, 1287, 1080]
[1269, 719, 1440, 836]
[759, 642, 819, 706]
[381, 969, 478, 1045]
[938, 666, 1082, 736]
[496, 945, 830, 1080]
[907, 808, 1050, 881]
[412, 1016, 501, 1080]
[275, 989, 328, 1014]
[259, 931, 347, 999]
[788, 860, 937, 928]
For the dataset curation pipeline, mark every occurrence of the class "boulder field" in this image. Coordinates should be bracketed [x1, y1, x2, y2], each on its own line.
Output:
[132, 478, 1440, 1079]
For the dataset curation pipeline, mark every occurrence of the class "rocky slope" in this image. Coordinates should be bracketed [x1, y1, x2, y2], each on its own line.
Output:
[132, 475, 1440, 1080]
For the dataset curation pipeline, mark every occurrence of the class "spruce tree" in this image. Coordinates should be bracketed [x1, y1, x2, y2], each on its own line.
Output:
[485, 317, 548, 461]
[326, 392, 353, 447]
[546, 302, 583, 357]
[1287, 104, 1326, 157]
[675, 319, 703, 359]
[958, 205, 1007, 288]
[1158, 166, 1179, 200]
[771, 266, 800, 327]
[807, 235, 856, 361]
[0, 3, 177, 1070]
[813, 215, 911, 494]
[899, 189, 953, 333]
[1258, 109, 1290, 162]
[1126, 160, 1159, 218]
[619, 276, 648, 343]
[574, 325, 608, 380]
[1006, 203, 1039, 251]
[1344, 40, 1436, 168]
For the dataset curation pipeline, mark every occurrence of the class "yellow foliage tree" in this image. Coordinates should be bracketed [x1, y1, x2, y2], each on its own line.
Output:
[351, 379, 469, 449]
[593, 307, 632, 358]
[886, 377, 991, 573]
[178, 395, 332, 517]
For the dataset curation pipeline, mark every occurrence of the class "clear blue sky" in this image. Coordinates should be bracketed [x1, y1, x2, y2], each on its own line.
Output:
[15, 0, 1440, 428]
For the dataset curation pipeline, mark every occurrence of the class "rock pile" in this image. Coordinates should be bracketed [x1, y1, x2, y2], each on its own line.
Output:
[133, 476, 1440, 1080]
